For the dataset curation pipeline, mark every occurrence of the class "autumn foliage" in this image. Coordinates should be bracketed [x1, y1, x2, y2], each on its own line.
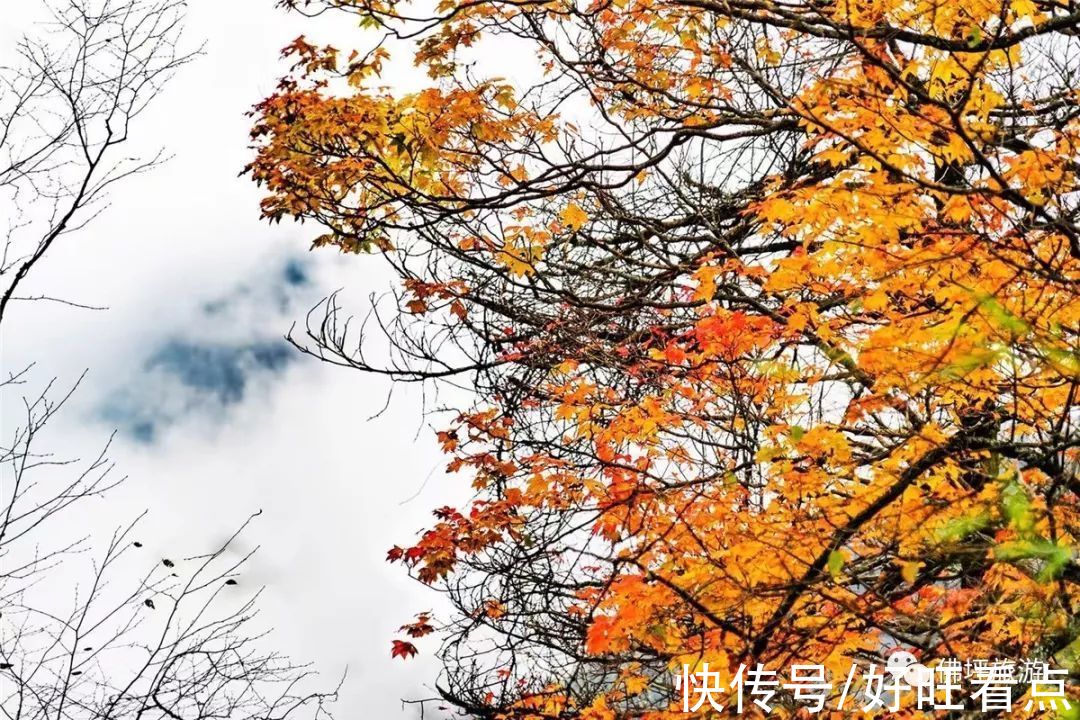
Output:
[249, 0, 1080, 714]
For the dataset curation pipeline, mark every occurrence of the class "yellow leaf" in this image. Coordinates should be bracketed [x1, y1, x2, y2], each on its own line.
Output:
[561, 203, 588, 231]
[623, 674, 649, 694]
[901, 561, 922, 584]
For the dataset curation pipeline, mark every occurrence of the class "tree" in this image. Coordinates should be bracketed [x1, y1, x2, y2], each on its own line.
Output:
[2, 380, 338, 720]
[1, 4, 337, 718]
[249, 0, 1080, 715]
[1, 0, 188, 323]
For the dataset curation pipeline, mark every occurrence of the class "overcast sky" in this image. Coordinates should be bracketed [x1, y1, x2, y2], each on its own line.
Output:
[1, 2, 463, 715]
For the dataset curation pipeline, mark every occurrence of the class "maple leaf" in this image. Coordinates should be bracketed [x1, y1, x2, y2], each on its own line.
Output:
[559, 203, 588, 231]
[402, 623, 434, 638]
[391, 640, 419, 660]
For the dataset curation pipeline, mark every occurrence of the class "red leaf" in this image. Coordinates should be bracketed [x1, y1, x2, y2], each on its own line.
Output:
[400, 618, 434, 638]
[391, 640, 418, 660]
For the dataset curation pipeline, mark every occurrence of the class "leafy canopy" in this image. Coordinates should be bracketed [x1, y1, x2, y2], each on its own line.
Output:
[250, 0, 1080, 715]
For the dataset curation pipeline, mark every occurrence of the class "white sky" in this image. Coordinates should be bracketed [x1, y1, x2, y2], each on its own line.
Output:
[1, 1, 465, 715]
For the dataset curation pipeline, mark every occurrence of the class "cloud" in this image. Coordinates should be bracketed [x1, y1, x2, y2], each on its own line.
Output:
[98, 256, 315, 443]
[282, 258, 311, 288]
